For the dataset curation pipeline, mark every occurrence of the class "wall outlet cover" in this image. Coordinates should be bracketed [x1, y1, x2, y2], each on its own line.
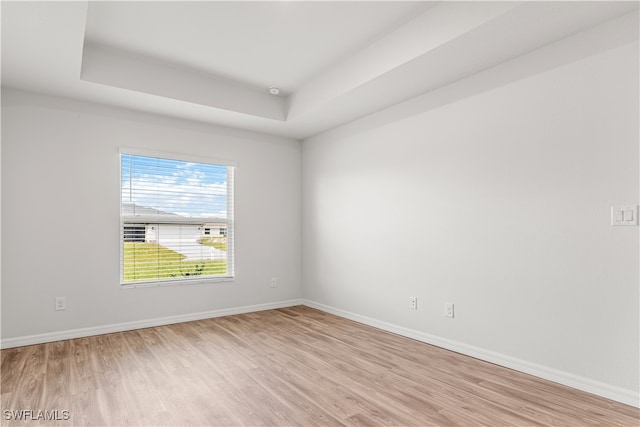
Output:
[611, 205, 638, 226]
[445, 302, 454, 318]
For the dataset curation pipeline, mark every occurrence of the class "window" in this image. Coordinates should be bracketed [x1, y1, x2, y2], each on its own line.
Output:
[123, 226, 145, 242]
[120, 149, 235, 285]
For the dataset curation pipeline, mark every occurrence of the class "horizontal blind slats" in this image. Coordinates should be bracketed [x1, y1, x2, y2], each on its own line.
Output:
[120, 152, 234, 284]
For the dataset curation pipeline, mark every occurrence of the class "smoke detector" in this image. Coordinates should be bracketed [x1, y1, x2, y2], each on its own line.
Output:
[268, 86, 280, 95]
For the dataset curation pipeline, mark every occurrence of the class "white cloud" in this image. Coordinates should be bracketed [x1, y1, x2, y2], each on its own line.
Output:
[122, 168, 228, 218]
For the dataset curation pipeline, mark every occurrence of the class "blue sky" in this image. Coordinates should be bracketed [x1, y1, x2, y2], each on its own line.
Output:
[121, 154, 229, 218]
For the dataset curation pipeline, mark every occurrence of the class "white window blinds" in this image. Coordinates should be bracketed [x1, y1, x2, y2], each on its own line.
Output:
[120, 151, 235, 285]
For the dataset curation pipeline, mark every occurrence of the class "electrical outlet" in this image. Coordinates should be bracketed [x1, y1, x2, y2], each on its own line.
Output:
[444, 302, 454, 318]
[55, 297, 66, 311]
[409, 296, 417, 310]
[270, 277, 277, 288]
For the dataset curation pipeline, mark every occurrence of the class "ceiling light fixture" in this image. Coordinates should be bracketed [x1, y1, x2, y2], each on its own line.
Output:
[268, 86, 280, 95]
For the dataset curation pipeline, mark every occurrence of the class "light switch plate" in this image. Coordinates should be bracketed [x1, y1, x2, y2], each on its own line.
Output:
[611, 205, 638, 226]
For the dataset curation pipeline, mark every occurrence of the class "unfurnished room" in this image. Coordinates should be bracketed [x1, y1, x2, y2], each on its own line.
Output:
[1, 1, 639, 426]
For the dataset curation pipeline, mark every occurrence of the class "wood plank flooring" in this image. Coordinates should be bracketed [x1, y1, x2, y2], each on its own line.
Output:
[1, 306, 638, 426]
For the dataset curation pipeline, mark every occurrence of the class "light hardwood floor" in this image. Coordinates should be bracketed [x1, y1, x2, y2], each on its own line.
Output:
[1, 306, 638, 426]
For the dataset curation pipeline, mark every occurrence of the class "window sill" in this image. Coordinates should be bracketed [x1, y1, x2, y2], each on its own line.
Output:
[120, 276, 235, 289]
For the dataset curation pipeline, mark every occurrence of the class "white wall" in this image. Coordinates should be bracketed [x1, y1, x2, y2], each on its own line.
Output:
[302, 38, 639, 402]
[1, 89, 302, 339]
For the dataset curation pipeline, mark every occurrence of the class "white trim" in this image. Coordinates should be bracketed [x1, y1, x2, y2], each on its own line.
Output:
[120, 275, 235, 289]
[303, 299, 640, 409]
[119, 146, 237, 168]
[0, 299, 303, 350]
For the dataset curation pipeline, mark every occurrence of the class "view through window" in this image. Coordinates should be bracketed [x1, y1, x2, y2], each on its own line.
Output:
[120, 152, 234, 284]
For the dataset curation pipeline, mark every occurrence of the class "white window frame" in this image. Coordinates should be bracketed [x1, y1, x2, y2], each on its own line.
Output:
[119, 147, 236, 288]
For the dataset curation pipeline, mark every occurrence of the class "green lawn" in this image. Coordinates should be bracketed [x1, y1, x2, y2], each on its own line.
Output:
[123, 242, 226, 282]
[199, 237, 227, 252]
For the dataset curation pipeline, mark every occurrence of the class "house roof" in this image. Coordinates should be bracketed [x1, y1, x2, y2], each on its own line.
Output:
[121, 203, 223, 225]
[121, 203, 179, 218]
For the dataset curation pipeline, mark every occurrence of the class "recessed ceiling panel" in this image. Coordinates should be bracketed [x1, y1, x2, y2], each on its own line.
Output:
[3, 1, 637, 140]
[84, 1, 430, 94]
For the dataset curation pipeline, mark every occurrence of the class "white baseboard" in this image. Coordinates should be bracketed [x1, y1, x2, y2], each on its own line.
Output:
[0, 299, 303, 350]
[303, 299, 640, 409]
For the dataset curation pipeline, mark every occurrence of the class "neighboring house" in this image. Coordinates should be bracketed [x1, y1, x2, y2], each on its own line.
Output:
[122, 203, 226, 260]
[202, 223, 227, 238]
[122, 203, 200, 243]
